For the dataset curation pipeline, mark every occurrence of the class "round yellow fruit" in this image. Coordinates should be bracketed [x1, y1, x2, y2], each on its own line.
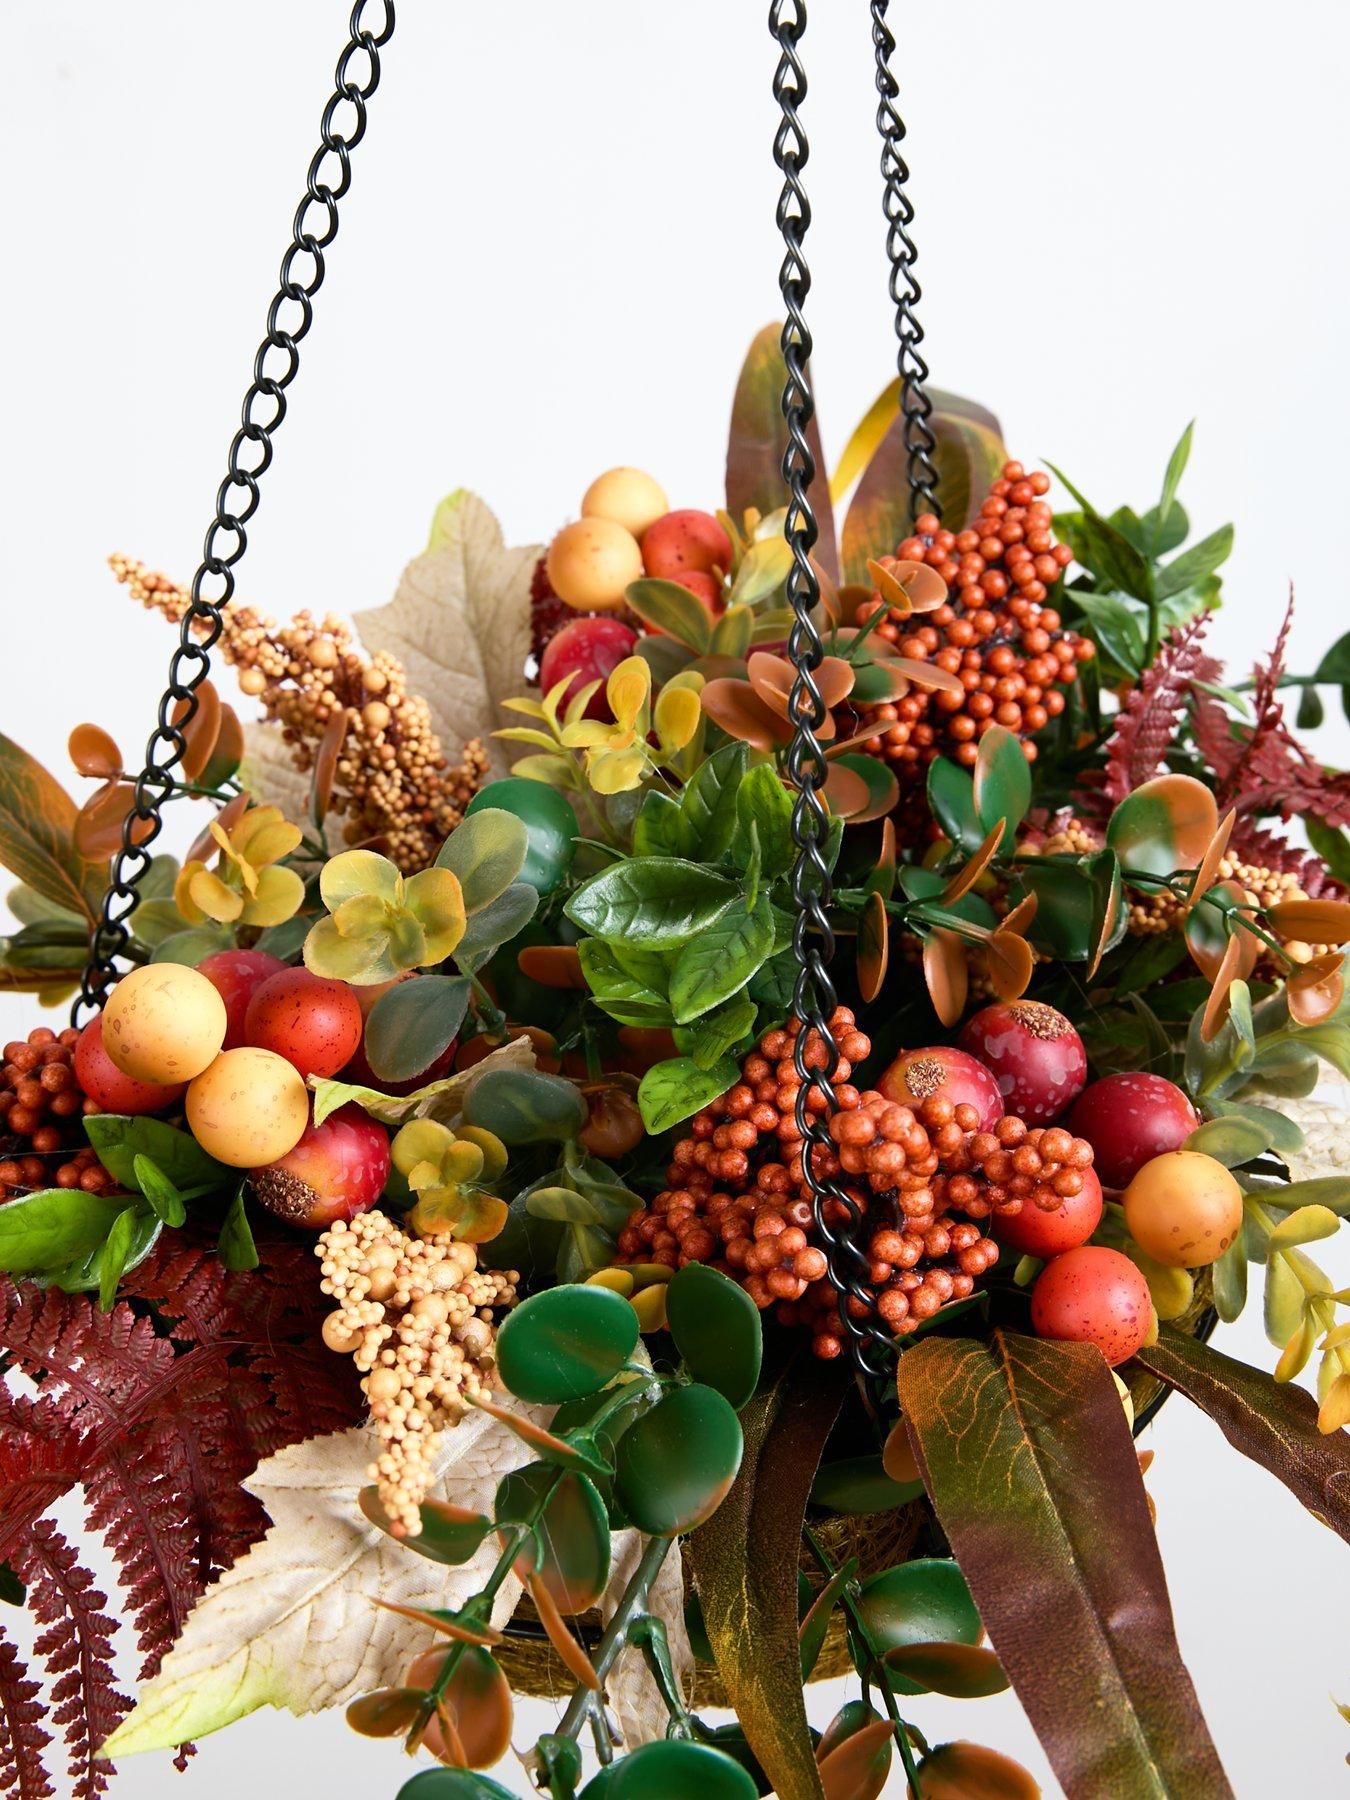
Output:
[186, 1048, 310, 1169]
[101, 963, 227, 1084]
[546, 517, 643, 612]
[1122, 1149, 1243, 1268]
[580, 467, 669, 538]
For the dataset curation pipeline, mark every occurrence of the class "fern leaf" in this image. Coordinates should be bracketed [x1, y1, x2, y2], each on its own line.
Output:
[0, 1636, 54, 1800]
[1104, 612, 1218, 800]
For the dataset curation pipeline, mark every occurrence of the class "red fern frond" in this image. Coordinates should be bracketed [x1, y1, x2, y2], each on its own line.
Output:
[0, 1636, 54, 1800]
[12, 1524, 127, 1800]
[1104, 613, 1219, 800]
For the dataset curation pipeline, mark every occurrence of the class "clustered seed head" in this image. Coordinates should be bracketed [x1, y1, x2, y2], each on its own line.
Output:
[851, 462, 1093, 828]
[0, 1028, 110, 1199]
[317, 1210, 518, 1536]
[110, 555, 489, 871]
[616, 1011, 1094, 1360]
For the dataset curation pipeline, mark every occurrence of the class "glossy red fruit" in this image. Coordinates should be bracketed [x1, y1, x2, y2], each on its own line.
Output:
[73, 1014, 186, 1115]
[995, 1165, 1103, 1259]
[538, 616, 638, 722]
[1030, 1244, 1152, 1366]
[640, 509, 733, 581]
[1066, 1072, 1200, 1188]
[958, 1000, 1087, 1125]
[876, 1046, 1002, 1131]
[245, 967, 363, 1080]
[197, 948, 288, 1051]
[250, 1104, 390, 1229]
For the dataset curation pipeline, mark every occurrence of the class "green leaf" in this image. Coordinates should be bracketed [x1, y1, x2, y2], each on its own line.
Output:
[396, 1772, 519, 1800]
[677, 742, 748, 864]
[624, 579, 713, 654]
[667, 895, 774, 1025]
[1072, 591, 1147, 676]
[1184, 1117, 1270, 1167]
[359, 1487, 493, 1566]
[566, 860, 737, 950]
[856, 1559, 982, 1693]
[674, 991, 758, 1070]
[1212, 1230, 1248, 1323]
[666, 1263, 763, 1410]
[1297, 686, 1326, 731]
[453, 883, 538, 975]
[252, 914, 310, 962]
[0, 732, 105, 922]
[972, 724, 1032, 841]
[495, 1285, 639, 1404]
[84, 1115, 230, 1194]
[462, 1067, 587, 1145]
[0, 1564, 24, 1607]
[1261, 1176, 1350, 1217]
[217, 1184, 259, 1271]
[576, 940, 672, 1027]
[1306, 817, 1350, 886]
[710, 604, 754, 659]
[1313, 630, 1350, 685]
[1136, 1329, 1350, 1544]
[686, 1357, 847, 1800]
[898, 1329, 1229, 1799]
[0, 1188, 127, 1277]
[1158, 422, 1194, 525]
[632, 791, 695, 860]
[151, 926, 235, 967]
[637, 1056, 738, 1133]
[98, 1206, 143, 1310]
[1153, 525, 1235, 601]
[365, 974, 471, 1085]
[434, 807, 528, 915]
[725, 536, 792, 608]
[926, 758, 982, 853]
[810, 1455, 923, 1514]
[583, 1740, 759, 1799]
[132, 1155, 187, 1228]
[734, 765, 796, 880]
[1047, 468, 1155, 601]
[494, 1464, 612, 1613]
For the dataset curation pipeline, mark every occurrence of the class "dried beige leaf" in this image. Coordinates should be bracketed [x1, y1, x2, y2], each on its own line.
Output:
[354, 490, 541, 778]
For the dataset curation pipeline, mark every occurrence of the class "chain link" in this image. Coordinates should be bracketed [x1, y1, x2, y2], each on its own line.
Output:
[871, 0, 940, 527]
[75, 1, 396, 1023]
[770, 0, 891, 1379]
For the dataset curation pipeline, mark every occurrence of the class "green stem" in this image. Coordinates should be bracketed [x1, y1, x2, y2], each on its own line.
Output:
[468, 975, 508, 1036]
[803, 1525, 925, 1794]
[554, 1535, 673, 1745]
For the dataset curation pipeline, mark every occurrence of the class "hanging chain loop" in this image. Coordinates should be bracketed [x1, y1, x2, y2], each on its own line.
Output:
[75, 0, 395, 1022]
[771, 0, 890, 1378]
[872, 0, 939, 527]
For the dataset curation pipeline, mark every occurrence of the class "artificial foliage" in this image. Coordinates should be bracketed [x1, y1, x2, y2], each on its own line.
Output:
[1, 329, 1350, 1800]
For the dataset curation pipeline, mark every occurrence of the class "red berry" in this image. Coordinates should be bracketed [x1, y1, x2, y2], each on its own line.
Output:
[995, 1166, 1103, 1259]
[1030, 1245, 1152, 1366]
[1066, 1073, 1200, 1188]
[245, 968, 364, 1080]
[249, 1104, 390, 1229]
[73, 1015, 186, 1115]
[640, 509, 733, 581]
[958, 1000, 1087, 1125]
[197, 949, 288, 1050]
[876, 1046, 1002, 1131]
[538, 616, 638, 722]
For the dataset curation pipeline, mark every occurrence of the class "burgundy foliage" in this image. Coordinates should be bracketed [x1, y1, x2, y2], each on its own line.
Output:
[1103, 613, 1222, 801]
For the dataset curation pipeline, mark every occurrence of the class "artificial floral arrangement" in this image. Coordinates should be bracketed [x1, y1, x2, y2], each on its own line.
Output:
[3, 328, 1350, 1800]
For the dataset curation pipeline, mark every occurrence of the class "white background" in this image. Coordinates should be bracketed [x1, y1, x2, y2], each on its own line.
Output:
[3, 2, 1349, 1795]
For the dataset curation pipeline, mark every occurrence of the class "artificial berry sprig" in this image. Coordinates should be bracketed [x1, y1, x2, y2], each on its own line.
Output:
[0, 1028, 110, 1199]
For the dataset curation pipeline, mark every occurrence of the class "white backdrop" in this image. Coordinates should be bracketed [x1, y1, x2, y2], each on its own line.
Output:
[3, 3, 1350, 1795]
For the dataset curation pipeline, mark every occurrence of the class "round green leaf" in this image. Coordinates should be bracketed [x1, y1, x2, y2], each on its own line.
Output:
[494, 1464, 611, 1613]
[810, 1455, 924, 1514]
[1184, 1115, 1271, 1167]
[1105, 773, 1217, 878]
[551, 1374, 664, 1524]
[973, 723, 1033, 839]
[614, 1383, 743, 1535]
[466, 780, 578, 896]
[365, 973, 470, 1085]
[855, 1558, 982, 1694]
[358, 1487, 492, 1566]
[434, 806, 528, 914]
[665, 1262, 763, 1409]
[462, 1066, 587, 1145]
[396, 1773, 517, 1800]
[583, 1740, 759, 1800]
[495, 1285, 638, 1404]
[884, 1640, 1009, 1697]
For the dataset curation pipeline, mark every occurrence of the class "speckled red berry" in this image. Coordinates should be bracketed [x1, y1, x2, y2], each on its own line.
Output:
[250, 1103, 390, 1229]
[245, 968, 363, 1080]
[995, 1165, 1103, 1259]
[958, 1000, 1087, 1125]
[876, 1046, 1002, 1131]
[538, 615, 638, 722]
[640, 509, 733, 580]
[1030, 1244, 1152, 1366]
[1066, 1072, 1200, 1188]
[198, 948, 288, 1051]
[73, 1014, 186, 1115]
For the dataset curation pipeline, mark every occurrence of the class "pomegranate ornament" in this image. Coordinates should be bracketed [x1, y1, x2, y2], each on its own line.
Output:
[876, 1046, 1002, 1132]
[959, 1001, 1087, 1125]
[251, 1104, 391, 1229]
[1067, 1072, 1200, 1188]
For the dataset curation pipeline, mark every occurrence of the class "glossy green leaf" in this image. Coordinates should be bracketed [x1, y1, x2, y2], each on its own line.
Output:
[686, 1358, 847, 1800]
[726, 322, 839, 582]
[637, 1054, 738, 1132]
[359, 1486, 494, 1564]
[926, 758, 982, 853]
[461, 1067, 586, 1145]
[675, 990, 758, 1071]
[1137, 1329, 1350, 1543]
[898, 1329, 1229, 1798]
[396, 1773, 518, 1800]
[494, 1463, 611, 1612]
[1154, 525, 1235, 601]
[667, 895, 774, 1025]
[566, 860, 737, 950]
[0, 1188, 126, 1278]
[465, 779, 577, 895]
[855, 1559, 981, 1693]
[98, 1205, 144, 1310]
[615, 1384, 743, 1535]
[217, 1183, 258, 1272]
[495, 1284, 638, 1404]
[586, 1739, 759, 1800]
[734, 764, 796, 879]
[624, 578, 713, 653]
[433, 807, 528, 914]
[665, 1262, 763, 1409]
[632, 790, 695, 860]
[810, 1455, 923, 1514]
[84, 1114, 230, 1194]
[677, 742, 748, 864]
[364, 974, 470, 1084]
[972, 725, 1032, 841]
[131, 1155, 187, 1228]
[551, 1374, 663, 1525]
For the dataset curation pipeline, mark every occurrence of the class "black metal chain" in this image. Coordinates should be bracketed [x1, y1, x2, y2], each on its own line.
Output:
[871, 0, 940, 527]
[75, 1, 396, 1023]
[771, 0, 891, 1379]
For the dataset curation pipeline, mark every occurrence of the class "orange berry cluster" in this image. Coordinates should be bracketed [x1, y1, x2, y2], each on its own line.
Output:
[0, 1029, 110, 1199]
[852, 461, 1094, 807]
[616, 1012, 1096, 1359]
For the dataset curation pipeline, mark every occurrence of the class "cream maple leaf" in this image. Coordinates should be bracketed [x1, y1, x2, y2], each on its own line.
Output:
[354, 490, 541, 779]
[102, 1407, 542, 1756]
